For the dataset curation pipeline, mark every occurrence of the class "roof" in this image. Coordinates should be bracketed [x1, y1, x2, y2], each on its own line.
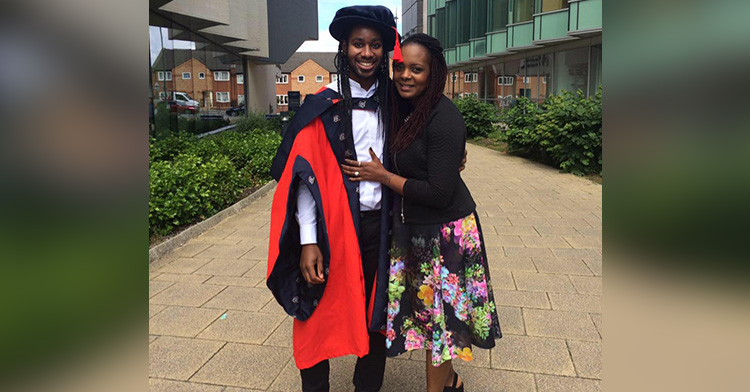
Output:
[151, 49, 238, 72]
[279, 52, 337, 73]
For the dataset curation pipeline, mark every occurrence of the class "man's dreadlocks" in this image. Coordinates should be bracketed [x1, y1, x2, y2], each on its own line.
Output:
[333, 36, 391, 142]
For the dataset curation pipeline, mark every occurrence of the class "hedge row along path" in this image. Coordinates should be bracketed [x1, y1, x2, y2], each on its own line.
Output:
[149, 143, 602, 392]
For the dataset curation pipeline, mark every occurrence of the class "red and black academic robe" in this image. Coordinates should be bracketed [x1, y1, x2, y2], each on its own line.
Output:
[266, 88, 392, 369]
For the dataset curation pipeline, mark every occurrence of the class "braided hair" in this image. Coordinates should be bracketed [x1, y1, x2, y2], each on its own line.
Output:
[333, 28, 391, 140]
[389, 33, 447, 153]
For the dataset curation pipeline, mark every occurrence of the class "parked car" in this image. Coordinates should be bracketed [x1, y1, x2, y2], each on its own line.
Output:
[171, 92, 200, 107]
[226, 104, 245, 117]
[169, 101, 198, 114]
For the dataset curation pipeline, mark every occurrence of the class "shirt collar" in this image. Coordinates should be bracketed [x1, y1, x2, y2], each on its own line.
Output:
[327, 77, 378, 98]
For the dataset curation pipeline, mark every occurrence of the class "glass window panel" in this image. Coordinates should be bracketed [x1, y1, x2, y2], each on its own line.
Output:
[514, 0, 534, 23]
[542, 0, 569, 13]
[458, 0, 471, 43]
[447, 1, 457, 48]
[471, 0, 488, 38]
[554, 47, 589, 95]
[522, 56, 541, 104]
[589, 44, 602, 96]
[539, 53, 553, 103]
[437, 8, 447, 47]
[489, 0, 509, 31]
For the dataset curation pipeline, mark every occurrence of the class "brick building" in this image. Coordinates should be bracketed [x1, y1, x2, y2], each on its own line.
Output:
[275, 52, 337, 113]
[152, 49, 246, 109]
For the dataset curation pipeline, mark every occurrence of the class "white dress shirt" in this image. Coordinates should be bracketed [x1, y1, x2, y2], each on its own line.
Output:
[296, 78, 385, 244]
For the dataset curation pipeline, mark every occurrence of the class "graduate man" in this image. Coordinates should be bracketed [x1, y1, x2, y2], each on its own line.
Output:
[267, 6, 401, 392]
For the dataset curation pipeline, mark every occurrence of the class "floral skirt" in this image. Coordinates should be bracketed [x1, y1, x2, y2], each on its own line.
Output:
[385, 210, 502, 366]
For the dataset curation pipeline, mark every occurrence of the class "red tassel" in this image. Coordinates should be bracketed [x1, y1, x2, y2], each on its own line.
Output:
[392, 26, 402, 63]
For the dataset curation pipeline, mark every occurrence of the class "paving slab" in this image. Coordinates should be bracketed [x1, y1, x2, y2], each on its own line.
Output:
[157, 257, 213, 274]
[203, 275, 264, 287]
[536, 374, 602, 392]
[548, 293, 602, 313]
[524, 309, 601, 342]
[149, 306, 225, 338]
[153, 273, 212, 283]
[568, 340, 602, 379]
[493, 289, 551, 309]
[491, 334, 575, 376]
[194, 244, 254, 259]
[497, 306, 526, 335]
[149, 283, 226, 307]
[532, 257, 595, 276]
[149, 304, 166, 318]
[263, 316, 293, 347]
[149, 336, 224, 380]
[197, 310, 285, 344]
[149, 281, 174, 298]
[190, 343, 293, 389]
[149, 378, 224, 392]
[193, 258, 254, 276]
[513, 272, 577, 293]
[201, 286, 273, 312]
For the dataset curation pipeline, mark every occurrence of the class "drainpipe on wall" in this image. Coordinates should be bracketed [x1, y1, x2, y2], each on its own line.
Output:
[243, 57, 250, 117]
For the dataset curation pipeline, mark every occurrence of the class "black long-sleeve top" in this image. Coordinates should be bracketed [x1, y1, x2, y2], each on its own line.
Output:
[392, 96, 476, 224]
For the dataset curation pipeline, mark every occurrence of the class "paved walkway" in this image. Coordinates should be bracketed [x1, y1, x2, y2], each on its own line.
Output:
[149, 144, 602, 392]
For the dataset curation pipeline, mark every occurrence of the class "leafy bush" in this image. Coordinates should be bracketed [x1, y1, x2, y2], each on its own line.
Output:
[149, 125, 282, 236]
[499, 88, 602, 175]
[453, 96, 499, 138]
[149, 154, 241, 235]
[234, 111, 276, 134]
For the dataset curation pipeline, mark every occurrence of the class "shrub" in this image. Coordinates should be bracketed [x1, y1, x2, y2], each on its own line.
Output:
[453, 96, 499, 138]
[234, 111, 276, 134]
[149, 154, 242, 236]
[499, 88, 602, 175]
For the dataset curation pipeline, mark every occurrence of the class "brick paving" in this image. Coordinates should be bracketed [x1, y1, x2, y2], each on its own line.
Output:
[149, 144, 602, 391]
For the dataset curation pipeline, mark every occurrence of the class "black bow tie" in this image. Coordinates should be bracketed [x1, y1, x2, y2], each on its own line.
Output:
[351, 96, 379, 111]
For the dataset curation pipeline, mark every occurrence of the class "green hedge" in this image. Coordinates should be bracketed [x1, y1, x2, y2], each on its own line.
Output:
[499, 88, 602, 175]
[149, 124, 281, 236]
[453, 96, 499, 138]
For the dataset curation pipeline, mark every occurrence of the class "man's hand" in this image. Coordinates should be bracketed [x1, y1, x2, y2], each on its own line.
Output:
[459, 149, 468, 172]
[300, 244, 325, 284]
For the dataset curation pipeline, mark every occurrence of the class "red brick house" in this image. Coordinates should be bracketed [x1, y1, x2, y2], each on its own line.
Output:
[275, 52, 337, 113]
[151, 49, 245, 110]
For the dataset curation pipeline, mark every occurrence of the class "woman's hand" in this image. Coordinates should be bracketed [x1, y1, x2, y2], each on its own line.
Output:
[342, 148, 391, 184]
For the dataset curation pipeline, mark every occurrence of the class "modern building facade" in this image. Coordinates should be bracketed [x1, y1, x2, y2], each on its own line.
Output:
[274, 52, 337, 113]
[149, 0, 318, 114]
[403, 0, 601, 108]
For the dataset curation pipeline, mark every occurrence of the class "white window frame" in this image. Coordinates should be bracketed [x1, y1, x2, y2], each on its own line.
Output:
[216, 92, 230, 103]
[165, 71, 172, 81]
[523, 76, 530, 84]
[297, 75, 305, 83]
[277, 94, 289, 105]
[464, 73, 477, 83]
[182, 72, 191, 80]
[498, 76, 513, 86]
[214, 71, 230, 81]
[158, 91, 165, 99]
[157, 71, 165, 81]
[316, 75, 324, 83]
[276, 74, 289, 84]
[198, 72, 205, 79]
[237, 74, 244, 84]
[451, 74, 459, 82]
[331, 74, 338, 83]
[542, 76, 547, 84]
[238, 95, 245, 104]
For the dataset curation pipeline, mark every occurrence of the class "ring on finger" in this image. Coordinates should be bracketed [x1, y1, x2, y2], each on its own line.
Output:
[358, 161, 362, 167]
[354, 171, 359, 177]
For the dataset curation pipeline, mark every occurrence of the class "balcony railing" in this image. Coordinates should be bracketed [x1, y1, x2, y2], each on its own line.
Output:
[568, 0, 602, 34]
[456, 43, 471, 63]
[486, 30, 508, 55]
[469, 37, 487, 59]
[507, 21, 534, 49]
[533, 9, 571, 42]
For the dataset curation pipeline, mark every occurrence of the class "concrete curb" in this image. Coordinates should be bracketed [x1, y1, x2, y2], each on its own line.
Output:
[149, 180, 277, 264]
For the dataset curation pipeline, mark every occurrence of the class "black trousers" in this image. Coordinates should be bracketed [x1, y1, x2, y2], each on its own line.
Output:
[300, 210, 386, 392]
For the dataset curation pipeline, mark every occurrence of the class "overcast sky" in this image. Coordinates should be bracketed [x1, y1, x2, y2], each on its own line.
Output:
[149, 0, 403, 62]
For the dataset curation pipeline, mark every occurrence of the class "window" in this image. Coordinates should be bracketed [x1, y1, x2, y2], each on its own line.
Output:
[214, 71, 230, 81]
[182, 72, 191, 80]
[542, 76, 547, 84]
[523, 76, 530, 84]
[513, 0, 534, 23]
[331, 74, 338, 83]
[277, 95, 289, 105]
[216, 92, 230, 103]
[198, 72, 205, 79]
[489, 0, 509, 32]
[464, 73, 478, 83]
[158, 91, 165, 99]
[157, 71, 165, 81]
[297, 75, 305, 83]
[451, 74, 459, 82]
[237, 74, 244, 84]
[498, 76, 513, 85]
[238, 95, 245, 104]
[542, 0, 569, 13]
[166, 71, 172, 81]
[316, 75, 324, 83]
[276, 74, 288, 84]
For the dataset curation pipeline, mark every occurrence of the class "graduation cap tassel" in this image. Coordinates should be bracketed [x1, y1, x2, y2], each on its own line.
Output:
[392, 26, 403, 63]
